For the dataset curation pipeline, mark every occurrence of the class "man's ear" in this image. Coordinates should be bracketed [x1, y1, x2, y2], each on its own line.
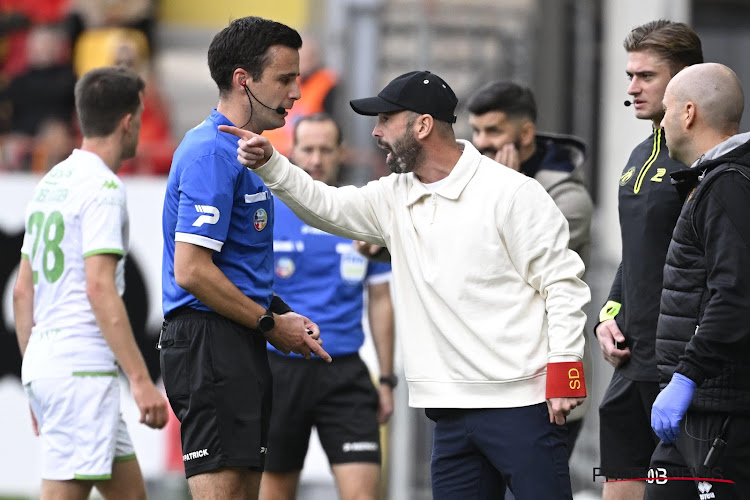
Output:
[416, 114, 434, 140]
[233, 68, 249, 88]
[120, 112, 133, 134]
[519, 120, 536, 148]
[684, 101, 696, 129]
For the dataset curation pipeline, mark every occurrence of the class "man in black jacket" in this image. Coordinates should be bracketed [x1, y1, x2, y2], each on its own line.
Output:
[646, 62, 750, 499]
[595, 20, 703, 499]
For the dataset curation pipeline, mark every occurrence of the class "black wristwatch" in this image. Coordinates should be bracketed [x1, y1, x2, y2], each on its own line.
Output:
[379, 374, 398, 388]
[256, 309, 275, 335]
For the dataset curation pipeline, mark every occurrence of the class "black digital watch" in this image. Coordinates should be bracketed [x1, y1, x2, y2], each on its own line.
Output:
[256, 310, 275, 335]
[379, 374, 398, 388]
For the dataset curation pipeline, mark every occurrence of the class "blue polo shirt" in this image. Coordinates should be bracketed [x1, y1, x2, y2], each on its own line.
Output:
[269, 198, 391, 357]
[162, 110, 275, 316]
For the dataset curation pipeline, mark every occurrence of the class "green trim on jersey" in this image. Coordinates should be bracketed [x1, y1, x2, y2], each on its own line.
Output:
[83, 248, 125, 258]
[72, 371, 118, 377]
[74, 473, 112, 480]
[21, 252, 29, 258]
[633, 129, 662, 194]
[114, 453, 137, 462]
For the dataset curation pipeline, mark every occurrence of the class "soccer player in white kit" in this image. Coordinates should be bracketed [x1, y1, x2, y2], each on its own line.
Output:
[13, 66, 168, 500]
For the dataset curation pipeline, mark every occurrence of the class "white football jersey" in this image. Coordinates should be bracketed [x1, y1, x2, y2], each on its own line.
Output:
[20, 149, 129, 382]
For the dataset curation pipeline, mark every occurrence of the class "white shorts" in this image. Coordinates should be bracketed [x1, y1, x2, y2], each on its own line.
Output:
[25, 373, 136, 481]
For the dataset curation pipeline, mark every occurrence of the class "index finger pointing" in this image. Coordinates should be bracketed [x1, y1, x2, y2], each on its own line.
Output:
[305, 335, 332, 362]
[218, 124, 255, 140]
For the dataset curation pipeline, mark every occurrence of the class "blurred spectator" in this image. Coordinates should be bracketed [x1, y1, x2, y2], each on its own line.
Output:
[2, 24, 76, 171]
[263, 34, 339, 157]
[0, 0, 69, 79]
[64, 0, 156, 58]
[74, 27, 175, 175]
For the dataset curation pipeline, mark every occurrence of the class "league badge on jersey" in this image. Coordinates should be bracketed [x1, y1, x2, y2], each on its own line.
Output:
[275, 257, 295, 279]
[254, 208, 268, 231]
[620, 166, 635, 186]
[340, 249, 367, 285]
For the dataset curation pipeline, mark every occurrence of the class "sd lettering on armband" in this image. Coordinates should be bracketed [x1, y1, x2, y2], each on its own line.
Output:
[546, 361, 587, 398]
[568, 368, 581, 390]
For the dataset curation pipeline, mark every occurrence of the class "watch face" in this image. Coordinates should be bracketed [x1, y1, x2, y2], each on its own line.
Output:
[258, 314, 275, 333]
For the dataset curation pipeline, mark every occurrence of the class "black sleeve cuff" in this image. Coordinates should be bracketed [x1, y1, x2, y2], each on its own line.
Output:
[674, 362, 706, 387]
[270, 295, 293, 315]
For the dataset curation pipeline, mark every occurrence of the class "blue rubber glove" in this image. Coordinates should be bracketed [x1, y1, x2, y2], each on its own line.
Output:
[651, 373, 697, 444]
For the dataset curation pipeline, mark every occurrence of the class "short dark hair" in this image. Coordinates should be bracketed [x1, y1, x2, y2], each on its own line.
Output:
[623, 20, 703, 72]
[466, 81, 537, 123]
[74, 66, 144, 138]
[293, 113, 343, 146]
[208, 16, 302, 96]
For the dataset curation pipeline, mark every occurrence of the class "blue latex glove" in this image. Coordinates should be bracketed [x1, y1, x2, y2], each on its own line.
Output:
[651, 373, 697, 444]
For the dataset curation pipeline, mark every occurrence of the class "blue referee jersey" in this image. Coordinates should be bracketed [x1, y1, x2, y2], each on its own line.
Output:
[270, 199, 391, 357]
[162, 110, 275, 316]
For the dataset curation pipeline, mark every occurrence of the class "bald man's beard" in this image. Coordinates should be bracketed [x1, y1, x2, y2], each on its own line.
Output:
[383, 130, 424, 174]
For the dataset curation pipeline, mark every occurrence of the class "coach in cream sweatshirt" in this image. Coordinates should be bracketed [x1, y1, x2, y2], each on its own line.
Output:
[254, 138, 589, 408]
[220, 70, 590, 498]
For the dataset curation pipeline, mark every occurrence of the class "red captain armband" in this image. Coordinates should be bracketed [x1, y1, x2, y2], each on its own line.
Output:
[546, 361, 587, 398]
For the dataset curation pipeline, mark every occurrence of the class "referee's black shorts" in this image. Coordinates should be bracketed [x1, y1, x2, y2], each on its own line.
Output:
[159, 308, 272, 478]
[264, 352, 381, 473]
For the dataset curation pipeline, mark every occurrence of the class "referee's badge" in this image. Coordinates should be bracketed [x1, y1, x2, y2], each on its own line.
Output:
[253, 208, 268, 231]
[340, 251, 367, 285]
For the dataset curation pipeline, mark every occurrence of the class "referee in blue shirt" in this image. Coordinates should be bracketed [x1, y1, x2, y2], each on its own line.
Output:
[159, 17, 330, 500]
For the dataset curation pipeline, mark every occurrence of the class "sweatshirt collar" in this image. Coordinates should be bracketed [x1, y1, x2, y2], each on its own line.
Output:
[405, 140, 480, 205]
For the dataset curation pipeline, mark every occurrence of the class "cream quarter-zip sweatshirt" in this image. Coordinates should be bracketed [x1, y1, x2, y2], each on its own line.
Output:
[255, 140, 590, 409]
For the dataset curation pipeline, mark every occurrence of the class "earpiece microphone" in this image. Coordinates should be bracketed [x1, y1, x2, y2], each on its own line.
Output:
[242, 81, 285, 115]
[624, 100, 633, 107]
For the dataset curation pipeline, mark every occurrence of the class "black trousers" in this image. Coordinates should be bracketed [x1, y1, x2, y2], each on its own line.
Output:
[645, 412, 750, 500]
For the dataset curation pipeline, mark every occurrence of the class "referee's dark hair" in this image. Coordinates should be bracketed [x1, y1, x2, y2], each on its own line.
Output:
[208, 16, 303, 97]
[466, 81, 537, 123]
[75, 66, 145, 138]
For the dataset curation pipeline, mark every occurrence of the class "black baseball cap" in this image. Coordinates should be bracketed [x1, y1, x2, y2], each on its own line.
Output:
[350, 70, 458, 123]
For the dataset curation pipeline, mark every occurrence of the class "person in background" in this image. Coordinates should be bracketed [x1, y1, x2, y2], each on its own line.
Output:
[647, 62, 750, 499]
[466, 81, 592, 267]
[4, 24, 76, 171]
[109, 29, 175, 175]
[261, 113, 395, 500]
[13, 65, 168, 500]
[594, 20, 703, 499]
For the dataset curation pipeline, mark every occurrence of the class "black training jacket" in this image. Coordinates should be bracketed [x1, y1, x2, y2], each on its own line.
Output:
[603, 128, 685, 381]
[656, 137, 750, 413]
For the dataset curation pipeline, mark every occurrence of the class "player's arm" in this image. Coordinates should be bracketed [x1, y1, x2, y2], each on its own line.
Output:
[595, 263, 630, 367]
[13, 257, 40, 435]
[85, 253, 168, 429]
[174, 241, 330, 361]
[367, 279, 395, 424]
[13, 257, 34, 357]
